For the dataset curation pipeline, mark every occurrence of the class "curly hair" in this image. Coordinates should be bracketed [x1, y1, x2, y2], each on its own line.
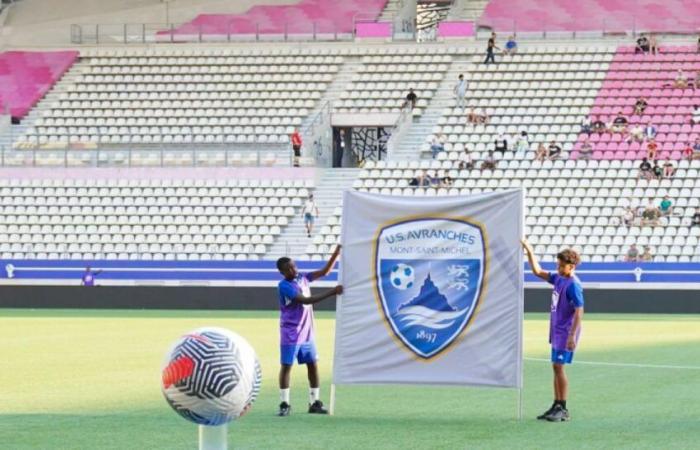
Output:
[556, 249, 581, 266]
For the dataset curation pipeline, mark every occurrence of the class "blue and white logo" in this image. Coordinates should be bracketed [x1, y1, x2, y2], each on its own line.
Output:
[374, 218, 486, 359]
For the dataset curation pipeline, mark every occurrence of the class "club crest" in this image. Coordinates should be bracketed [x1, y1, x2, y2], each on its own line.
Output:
[374, 217, 487, 359]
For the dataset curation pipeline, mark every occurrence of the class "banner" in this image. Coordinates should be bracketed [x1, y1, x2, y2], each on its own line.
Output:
[333, 189, 523, 388]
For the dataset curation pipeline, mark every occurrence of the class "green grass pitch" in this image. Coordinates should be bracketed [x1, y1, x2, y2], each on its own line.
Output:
[2, 309, 699, 449]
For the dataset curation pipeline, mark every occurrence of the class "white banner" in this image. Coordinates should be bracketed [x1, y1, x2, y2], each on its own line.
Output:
[333, 190, 523, 388]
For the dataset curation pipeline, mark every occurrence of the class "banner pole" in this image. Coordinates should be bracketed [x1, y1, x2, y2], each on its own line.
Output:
[329, 383, 336, 416]
[518, 187, 526, 421]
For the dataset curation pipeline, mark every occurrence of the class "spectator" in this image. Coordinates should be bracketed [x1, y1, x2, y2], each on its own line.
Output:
[652, 160, 663, 180]
[458, 149, 475, 170]
[514, 131, 530, 152]
[663, 160, 675, 178]
[644, 121, 657, 140]
[503, 35, 518, 55]
[641, 199, 661, 226]
[580, 116, 592, 134]
[494, 133, 508, 153]
[691, 105, 700, 125]
[430, 133, 446, 159]
[691, 208, 700, 227]
[579, 138, 593, 160]
[481, 150, 496, 170]
[409, 171, 426, 187]
[646, 139, 658, 160]
[609, 111, 628, 133]
[682, 142, 694, 161]
[634, 97, 648, 115]
[535, 142, 548, 161]
[484, 32, 499, 64]
[637, 157, 653, 180]
[81, 266, 102, 286]
[547, 140, 562, 160]
[625, 244, 640, 262]
[664, 69, 692, 89]
[591, 116, 607, 134]
[649, 34, 659, 55]
[404, 88, 418, 109]
[291, 128, 303, 167]
[302, 194, 319, 237]
[427, 171, 441, 187]
[622, 207, 635, 227]
[693, 137, 700, 158]
[659, 195, 673, 217]
[640, 246, 653, 262]
[440, 176, 453, 187]
[453, 74, 468, 110]
[627, 123, 644, 143]
[635, 35, 649, 54]
[467, 107, 488, 124]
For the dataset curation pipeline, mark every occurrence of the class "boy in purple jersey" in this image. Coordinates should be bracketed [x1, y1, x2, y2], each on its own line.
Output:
[81, 266, 102, 286]
[276, 244, 343, 417]
[522, 239, 584, 422]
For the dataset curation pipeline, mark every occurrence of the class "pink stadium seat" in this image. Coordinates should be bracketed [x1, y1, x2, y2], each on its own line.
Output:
[160, 0, 388, 37]
[0, 51, 78, 120]
[574, 46, 700, 160]
[480, 0, 700, 33]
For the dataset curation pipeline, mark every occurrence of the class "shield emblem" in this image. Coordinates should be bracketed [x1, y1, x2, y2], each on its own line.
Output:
[374, 217, 487, 359]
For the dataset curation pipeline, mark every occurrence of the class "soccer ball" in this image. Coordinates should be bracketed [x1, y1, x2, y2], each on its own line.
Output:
[161, 327, 262, 426]
[390, 263, 415, 290]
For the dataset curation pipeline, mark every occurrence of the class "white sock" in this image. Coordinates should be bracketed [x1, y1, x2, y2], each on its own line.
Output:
[309, 387, 320, 404]
[280, 388, 290, 404]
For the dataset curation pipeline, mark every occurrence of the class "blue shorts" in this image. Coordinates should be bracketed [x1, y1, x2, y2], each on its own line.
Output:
[551, 348, 574, 365]
[280, 341, 318, 365]
[304, 213, 314, 224]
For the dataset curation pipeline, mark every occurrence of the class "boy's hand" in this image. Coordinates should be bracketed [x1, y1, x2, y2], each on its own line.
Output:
[566, 335, 576, 351]
[520, 238, 533, 253]
[334, 285, 344, 295]
[333, 244, 342, 255]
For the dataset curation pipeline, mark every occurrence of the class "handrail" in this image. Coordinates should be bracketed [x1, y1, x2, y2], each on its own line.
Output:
[386, 105, 414, 159]
[301, 100, 333, 167]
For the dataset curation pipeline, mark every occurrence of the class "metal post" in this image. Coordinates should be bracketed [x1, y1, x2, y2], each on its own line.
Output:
[284, 22, 288, 41]
[256, 23, 259, 41]
[313, 22, 316, 41]
[227, 21, 231, 42]
[142, 23, 146, 43]
[199, 23, 202, 43]
[96, 24, 100, 44]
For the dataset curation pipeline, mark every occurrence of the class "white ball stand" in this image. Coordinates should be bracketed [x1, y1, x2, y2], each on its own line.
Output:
[199, 424, 228, 450]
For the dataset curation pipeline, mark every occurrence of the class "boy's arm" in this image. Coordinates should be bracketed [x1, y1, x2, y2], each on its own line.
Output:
[567, 307, 584, 351]
[293, 285, 343, 305]
[521, 239, 550, 281]
[308, 245, 341, 281]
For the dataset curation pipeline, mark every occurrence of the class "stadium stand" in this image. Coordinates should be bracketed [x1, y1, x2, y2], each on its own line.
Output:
[300, 157, 700, 263]
[334, 53, 452, 117]
[0, 168, 313, 260]
[160, 0, 389, 38]
[479, 0, 700, 34]
[573, 45, 700, 160]
[0, 51, 78, 119]
[13, 49, 340, 149]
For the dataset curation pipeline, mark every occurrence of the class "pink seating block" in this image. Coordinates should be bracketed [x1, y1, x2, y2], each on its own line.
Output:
[0, 51, 78, 120]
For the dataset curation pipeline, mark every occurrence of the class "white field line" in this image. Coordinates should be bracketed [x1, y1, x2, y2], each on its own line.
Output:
[525, 357, 700, 371]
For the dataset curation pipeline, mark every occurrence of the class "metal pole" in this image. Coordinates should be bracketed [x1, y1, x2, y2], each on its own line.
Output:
[142, 23, 146, 44]
[96, 24, 100, 44]
[123, 23, 127, 44]
[313, 22, 316, 41]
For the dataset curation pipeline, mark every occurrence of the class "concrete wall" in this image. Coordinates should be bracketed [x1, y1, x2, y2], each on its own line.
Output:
[1, 286, 699, 313]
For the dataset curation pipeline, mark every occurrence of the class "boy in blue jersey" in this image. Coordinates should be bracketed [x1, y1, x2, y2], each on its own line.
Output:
[522, 239, 584, 422]
[276, 245, 342, 417]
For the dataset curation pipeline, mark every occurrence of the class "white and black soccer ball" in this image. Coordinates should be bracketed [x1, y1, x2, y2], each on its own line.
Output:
[390, 263, 415, 290]
[161, 327, 262, 426]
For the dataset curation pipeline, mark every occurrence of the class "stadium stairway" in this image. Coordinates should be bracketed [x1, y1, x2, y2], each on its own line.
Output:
[378, 0, 402, 22]
[265, 168, 359, 259]
[389, 56, 474, 161]
[448, 0, 490, 20]
[300, 59, 359, 131]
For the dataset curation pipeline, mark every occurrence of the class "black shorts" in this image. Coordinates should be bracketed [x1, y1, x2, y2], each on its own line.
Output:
[293, 145, 301, 157]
